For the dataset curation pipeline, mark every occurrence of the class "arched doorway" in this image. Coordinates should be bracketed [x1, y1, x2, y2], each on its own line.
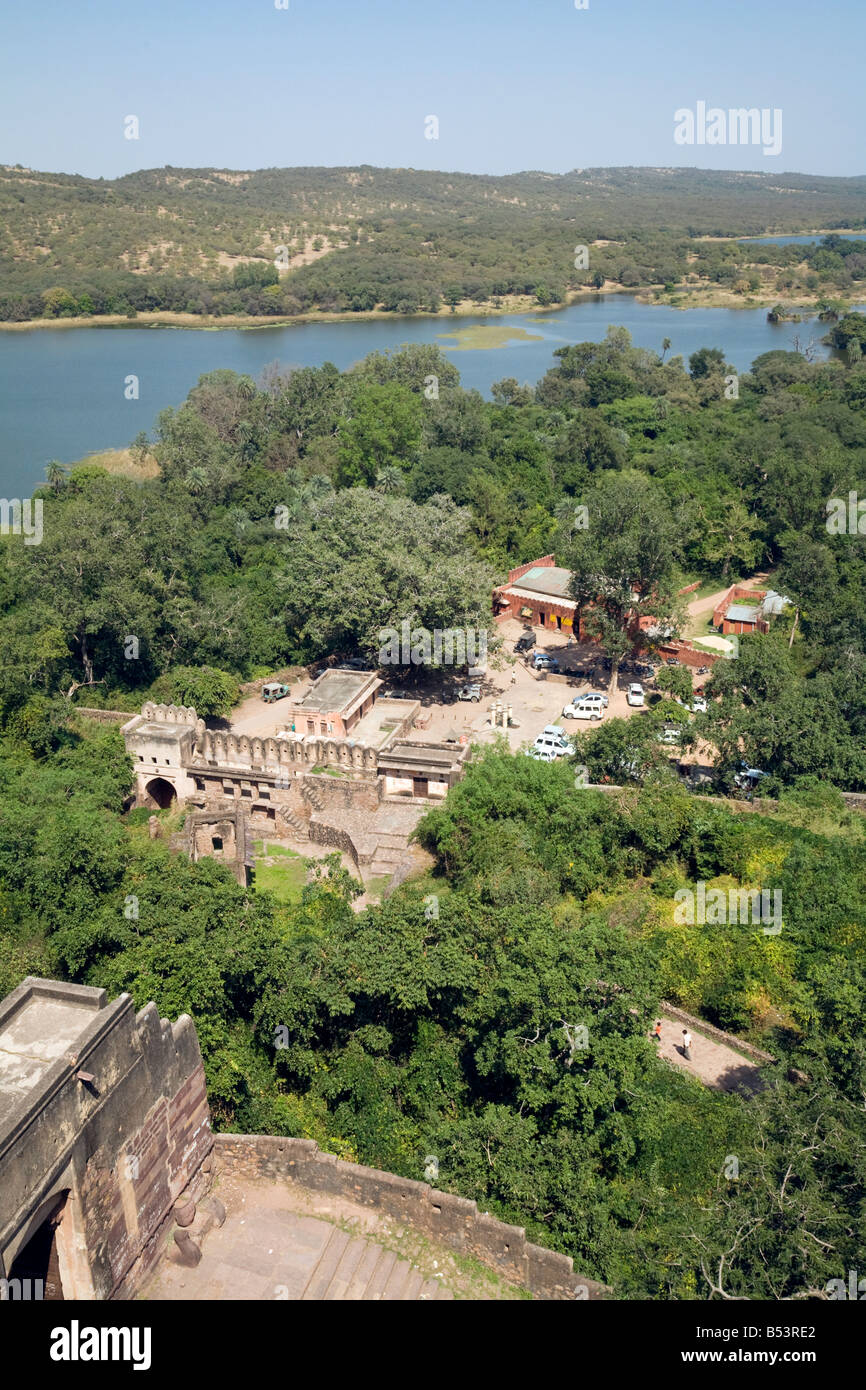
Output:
[8, 1193, 67, 1300]
[144, 776, 177, 809]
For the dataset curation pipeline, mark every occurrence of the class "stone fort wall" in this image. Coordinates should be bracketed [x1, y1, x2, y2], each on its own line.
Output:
[0, 980, 212, 1301]
[1, 981, 605, 1301]
[213, 1134, 607, 1301]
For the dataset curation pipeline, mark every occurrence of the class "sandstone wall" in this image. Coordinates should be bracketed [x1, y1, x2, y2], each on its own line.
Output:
[72, 708, 132, 724]
[0, 980, 213, 1300]
[213, 1134, 606, 1301]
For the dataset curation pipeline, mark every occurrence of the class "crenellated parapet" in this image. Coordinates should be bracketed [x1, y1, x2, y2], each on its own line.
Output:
[140, 702, 198, 726]
[194, 730, 379, 778]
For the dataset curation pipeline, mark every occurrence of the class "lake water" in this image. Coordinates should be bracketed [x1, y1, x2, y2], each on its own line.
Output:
[739, 234, 866, 246]
[0, 294, 860, 496]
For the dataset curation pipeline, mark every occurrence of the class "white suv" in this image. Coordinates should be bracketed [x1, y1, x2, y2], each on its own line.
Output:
[563, 698, 603, 721]
[533, 728, 571, 757]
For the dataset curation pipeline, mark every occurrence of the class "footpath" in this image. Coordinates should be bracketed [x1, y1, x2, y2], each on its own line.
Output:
[656, 1016, 765, 1094]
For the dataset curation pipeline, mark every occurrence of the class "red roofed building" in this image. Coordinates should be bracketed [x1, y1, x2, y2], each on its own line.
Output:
[493, 556, 585, 634]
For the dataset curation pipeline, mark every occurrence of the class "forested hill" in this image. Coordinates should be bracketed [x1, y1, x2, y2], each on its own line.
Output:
[2, 163, 865, 323]
[6, 163, 866, 236]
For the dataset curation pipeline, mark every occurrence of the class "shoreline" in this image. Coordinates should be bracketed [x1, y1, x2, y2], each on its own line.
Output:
[0, 278, 849, 333]
[695, 227, 866, 241]
[0, 294, 584, 334]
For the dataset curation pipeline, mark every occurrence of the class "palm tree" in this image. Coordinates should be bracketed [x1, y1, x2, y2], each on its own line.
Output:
[185, 466, 209, 497]
[44, 459, 68, 493]
[661, 338, 672, 362]
[375, 465, 404, 495]
[302, 475, 334, 503]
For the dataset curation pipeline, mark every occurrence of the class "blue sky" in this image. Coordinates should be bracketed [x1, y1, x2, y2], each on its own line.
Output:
[2, 0, 863, 178]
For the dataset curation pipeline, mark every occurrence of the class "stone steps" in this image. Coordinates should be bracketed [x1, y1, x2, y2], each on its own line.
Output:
[301, 1227, 437, 1300]
[301, 784, 326, 811]
[278, 805, 310, 839]
[371, 847, 405, 866]
[374, 832, 410, 850]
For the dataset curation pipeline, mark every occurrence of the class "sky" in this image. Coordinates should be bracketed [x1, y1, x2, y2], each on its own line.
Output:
[1, 0, 863, 179]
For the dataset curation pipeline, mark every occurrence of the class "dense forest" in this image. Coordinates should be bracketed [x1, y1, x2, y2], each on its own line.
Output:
[2, 326, 865, 1298]
[4, 330, 865, 789]
[2, 164, 865, 322]
[1, 734, 864, 1299]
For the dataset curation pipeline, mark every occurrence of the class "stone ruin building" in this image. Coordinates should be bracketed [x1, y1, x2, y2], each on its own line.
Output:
[121, 668, 470, 879]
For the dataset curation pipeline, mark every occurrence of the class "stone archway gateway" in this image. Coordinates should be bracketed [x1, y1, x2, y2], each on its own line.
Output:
[144, 776, 177, 809]
[6, 1192, 67, 1300]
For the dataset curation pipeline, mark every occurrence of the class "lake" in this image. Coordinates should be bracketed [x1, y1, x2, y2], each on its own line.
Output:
[0, 294, 860, 496]
[739, 234, 866, 246]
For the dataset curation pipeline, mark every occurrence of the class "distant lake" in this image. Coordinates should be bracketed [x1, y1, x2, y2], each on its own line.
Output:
[1, 294, 861, 496]
[738, 233, 866, 246]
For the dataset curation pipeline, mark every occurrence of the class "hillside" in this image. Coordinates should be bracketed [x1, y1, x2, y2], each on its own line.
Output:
[2, 164, 865, 323]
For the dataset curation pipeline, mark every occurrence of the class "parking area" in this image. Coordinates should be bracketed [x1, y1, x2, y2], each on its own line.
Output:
[222, 624, 712, 755]
[452, 621, 711, 753]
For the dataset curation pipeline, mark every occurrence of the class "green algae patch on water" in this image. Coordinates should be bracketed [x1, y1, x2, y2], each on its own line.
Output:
[436, 324, 544, 351]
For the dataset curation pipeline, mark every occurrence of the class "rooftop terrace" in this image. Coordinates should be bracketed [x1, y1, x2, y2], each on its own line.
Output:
[295, 669, 380, 716]
[0, 981, 110, 1127]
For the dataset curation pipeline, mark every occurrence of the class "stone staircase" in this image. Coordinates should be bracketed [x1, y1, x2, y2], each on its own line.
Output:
[301, 780, 326, 812]
[301, 1226, 452, 1301]
[278, 804, 310, 839]
[369, 831, 411, 878]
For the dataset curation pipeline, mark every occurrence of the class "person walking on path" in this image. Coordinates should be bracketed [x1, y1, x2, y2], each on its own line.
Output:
[682, 1029, 692, 1061]
[652, 1021, 662, 1044]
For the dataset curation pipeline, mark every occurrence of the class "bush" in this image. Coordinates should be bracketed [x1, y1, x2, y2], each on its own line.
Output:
[147, 665, 240, 719]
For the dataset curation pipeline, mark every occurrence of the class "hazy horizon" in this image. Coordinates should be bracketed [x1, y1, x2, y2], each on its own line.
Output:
[5, 161, 866, 184]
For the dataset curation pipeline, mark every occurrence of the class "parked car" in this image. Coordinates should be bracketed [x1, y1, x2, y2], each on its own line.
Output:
[342, 657, 374, 671]
[627, 683, 645, 707]
[533, 653, 560, 671]
[262, 682, 291, 703]
[457, 683, 482, 702]
[665, 657, 680, 667]
[690, 696, 708, 714]
[734, 765, 769, 790]
[533, 733, 570, 757]
[525, 747, 559, 762]
[515, 633, 535, 653]
[563, 699, 603, 721]
[657, 724, 682, 744]
[540, 724, 570, 745]
[587, 691, 609, 707]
